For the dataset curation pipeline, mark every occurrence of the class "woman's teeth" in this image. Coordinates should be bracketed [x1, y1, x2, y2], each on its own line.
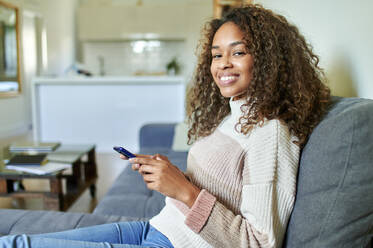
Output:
[220, 76, 237, 82]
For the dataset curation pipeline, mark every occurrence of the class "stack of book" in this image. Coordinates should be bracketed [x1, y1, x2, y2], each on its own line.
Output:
[9, 142, 61, 153]
[5, 154, 71, 175]
[6, 154, 48, 166]
[4, 142, 72, 175]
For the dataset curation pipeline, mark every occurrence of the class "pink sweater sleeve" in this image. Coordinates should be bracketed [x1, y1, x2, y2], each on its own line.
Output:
[184, 189, 217, 233]
[171, 189, 216, 233]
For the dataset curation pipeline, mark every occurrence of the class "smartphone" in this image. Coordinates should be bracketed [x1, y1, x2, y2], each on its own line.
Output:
[113, 146, 136, 158]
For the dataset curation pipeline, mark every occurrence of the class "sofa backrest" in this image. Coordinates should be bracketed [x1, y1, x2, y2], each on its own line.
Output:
[139, 123, 176, 150]
[284, 97, 373, 247]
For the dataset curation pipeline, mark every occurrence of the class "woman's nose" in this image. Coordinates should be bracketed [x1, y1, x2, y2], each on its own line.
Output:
[218, 56, 233, 69]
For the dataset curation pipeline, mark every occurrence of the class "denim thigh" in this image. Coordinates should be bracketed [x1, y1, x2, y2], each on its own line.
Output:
[0, 222, 173, 248]
[31, 221, 148, 245]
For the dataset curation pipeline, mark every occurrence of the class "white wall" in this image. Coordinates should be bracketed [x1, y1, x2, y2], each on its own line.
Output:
[184, 0, 213, 82]
[256, 0, 373, 99]
[0, 0, 77, 138]
[0, 0, 39, 138]
[39, 0, 77, 76]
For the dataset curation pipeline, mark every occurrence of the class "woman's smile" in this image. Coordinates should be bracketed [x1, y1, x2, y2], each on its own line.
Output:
[218, 73, 240, 86]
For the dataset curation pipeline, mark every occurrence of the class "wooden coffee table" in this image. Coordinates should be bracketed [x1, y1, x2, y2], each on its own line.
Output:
[0, 144, 98, 211]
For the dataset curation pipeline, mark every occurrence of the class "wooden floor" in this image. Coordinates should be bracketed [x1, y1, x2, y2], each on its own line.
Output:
[0, 133, 128, 213]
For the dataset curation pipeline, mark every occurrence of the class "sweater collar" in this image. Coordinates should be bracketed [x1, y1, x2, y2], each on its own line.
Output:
[229, 97, 247, 120]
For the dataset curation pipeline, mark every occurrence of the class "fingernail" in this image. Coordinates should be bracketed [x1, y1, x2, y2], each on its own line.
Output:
[135, 164, 140, 169]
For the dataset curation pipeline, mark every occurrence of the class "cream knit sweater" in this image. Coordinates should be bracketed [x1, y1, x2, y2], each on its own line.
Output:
[150, 98, 300, 248]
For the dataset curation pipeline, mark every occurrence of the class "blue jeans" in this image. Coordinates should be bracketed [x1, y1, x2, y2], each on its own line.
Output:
[0, 221, 173, 248]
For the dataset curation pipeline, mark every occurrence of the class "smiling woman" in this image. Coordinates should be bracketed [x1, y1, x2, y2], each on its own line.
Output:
[0, 5, 331, 248]
[0, 0, 21, 97]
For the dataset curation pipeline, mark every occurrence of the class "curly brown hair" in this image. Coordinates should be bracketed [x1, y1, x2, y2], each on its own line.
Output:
[187, 4, 331, 147]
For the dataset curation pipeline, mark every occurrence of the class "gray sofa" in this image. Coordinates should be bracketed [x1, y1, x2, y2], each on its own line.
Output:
[0, 97, 372, 247]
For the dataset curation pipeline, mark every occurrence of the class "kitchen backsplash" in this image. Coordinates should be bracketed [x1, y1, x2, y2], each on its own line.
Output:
[82, 40, 186, 76]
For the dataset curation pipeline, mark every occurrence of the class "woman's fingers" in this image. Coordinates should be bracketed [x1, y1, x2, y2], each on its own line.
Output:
[119, 154, 155, 171]
[142, 173, 156, 183]
[132, 163, 160, 173]
[120, 153, 153, 161]
[119, 154, 128, 160]
[138, 164, 158, 174]
[154, 154, 170, 162]
[135, 154, 154, 158]
[129, 157, 163, 167]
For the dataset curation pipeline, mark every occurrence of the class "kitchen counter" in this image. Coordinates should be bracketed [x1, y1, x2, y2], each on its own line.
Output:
[31, 76, 186, 152]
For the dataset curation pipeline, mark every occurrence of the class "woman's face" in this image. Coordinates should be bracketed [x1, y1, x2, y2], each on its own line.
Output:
[210, 22, 254, 100]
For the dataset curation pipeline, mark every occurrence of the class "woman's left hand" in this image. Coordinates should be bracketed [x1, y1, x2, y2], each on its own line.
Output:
[128, 154, 200, 208]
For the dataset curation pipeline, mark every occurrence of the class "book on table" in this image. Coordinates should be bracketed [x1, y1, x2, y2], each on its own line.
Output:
[5, 154, 71, 175]
[5, 162, 72, 175]
[9, 142, 61, 153]
[6, 154, 48, 166]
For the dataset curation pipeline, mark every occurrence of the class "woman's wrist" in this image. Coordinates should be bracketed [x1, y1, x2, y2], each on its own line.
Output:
[183, 183, 201, 208]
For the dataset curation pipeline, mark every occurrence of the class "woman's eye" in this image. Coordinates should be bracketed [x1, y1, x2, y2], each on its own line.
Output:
[233, 51, 245, 56]
[212, 54, 222, 59]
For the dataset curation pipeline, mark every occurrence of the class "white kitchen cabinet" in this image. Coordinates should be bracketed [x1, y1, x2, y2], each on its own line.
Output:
[77, 5, 187, 40]
[31, 76, 186, 152]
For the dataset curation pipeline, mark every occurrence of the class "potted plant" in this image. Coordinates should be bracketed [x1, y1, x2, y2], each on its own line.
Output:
[166, 57, 180, 75]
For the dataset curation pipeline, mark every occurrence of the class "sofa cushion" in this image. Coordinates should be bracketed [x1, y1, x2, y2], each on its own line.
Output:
[172, 121, 192, 151]
[139, 123, 176, 149]
[94, 192, 165, 218]
[284, 97, 373, 247]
